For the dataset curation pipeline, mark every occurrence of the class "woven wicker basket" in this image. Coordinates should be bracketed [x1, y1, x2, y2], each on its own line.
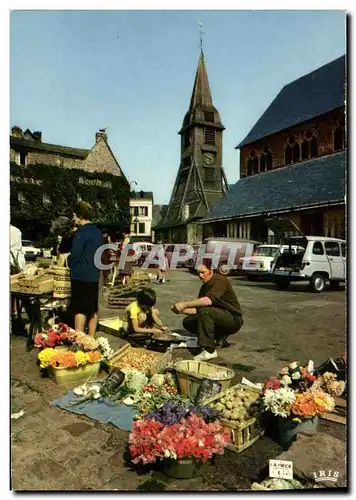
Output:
[174, 360, 235, 399]
[51, 257, 71, 299]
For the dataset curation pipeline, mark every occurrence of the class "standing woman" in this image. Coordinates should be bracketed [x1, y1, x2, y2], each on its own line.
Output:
[119, 227, 134, 285]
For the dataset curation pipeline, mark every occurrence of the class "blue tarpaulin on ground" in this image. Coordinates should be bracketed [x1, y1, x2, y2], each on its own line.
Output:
[50, 391, 138, 431]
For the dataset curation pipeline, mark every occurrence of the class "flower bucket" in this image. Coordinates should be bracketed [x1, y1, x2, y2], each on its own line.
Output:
[161, 458, 210, 479]
[50, 361, 101, 389]
[277, 416, 319, 449]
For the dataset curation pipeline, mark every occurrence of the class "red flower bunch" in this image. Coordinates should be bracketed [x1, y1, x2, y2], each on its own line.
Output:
[34, 324, 76, 348]
[264, 376, 281, 391]
[129, 414, 230, 465]
[301, 367, 317, 384]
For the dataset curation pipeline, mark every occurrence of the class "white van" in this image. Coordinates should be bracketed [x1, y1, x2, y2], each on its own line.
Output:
[267, 218, 346, 293]
[240, 244, 305, 279]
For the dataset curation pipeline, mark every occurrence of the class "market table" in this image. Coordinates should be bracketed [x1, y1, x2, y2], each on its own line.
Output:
[10, 289, 54, 350]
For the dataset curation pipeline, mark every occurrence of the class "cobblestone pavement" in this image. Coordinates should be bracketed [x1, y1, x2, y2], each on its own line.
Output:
[10, 270, 346, 491]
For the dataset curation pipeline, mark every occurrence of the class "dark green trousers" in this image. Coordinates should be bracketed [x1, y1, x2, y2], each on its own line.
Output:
[183, 307, 243, 350]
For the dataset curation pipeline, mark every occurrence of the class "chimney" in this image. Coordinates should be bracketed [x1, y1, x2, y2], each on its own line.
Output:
[95, 128, 108, 143]
[11, 126, 23, 138]
[33, 131, 42, 142]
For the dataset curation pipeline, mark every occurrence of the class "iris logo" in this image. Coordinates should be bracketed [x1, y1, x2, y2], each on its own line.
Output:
[313, 470, 339, 483]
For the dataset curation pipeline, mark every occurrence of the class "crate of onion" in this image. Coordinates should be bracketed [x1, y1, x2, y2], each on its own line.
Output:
[203, 384, 264, 454]
[109, 344, 172, 376]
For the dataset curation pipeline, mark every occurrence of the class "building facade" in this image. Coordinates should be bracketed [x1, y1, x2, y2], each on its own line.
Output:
[10, 127, 130, 242]
[129, 191, 153, 241]
[154, 50, 228, 244]
[202, 55, 346, 242]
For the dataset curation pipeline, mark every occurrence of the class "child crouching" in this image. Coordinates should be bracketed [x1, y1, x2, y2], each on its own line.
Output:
[122, 288, 168, 337]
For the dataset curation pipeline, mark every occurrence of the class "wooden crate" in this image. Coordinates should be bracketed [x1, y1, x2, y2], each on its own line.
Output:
[204, 384, 264, 454]
[320, 396, 346, 425]
[109, 343, 172, 375]
[173, 360, 235, 399]
[98, 316, 126, 337]
[12, 275, 54, 294]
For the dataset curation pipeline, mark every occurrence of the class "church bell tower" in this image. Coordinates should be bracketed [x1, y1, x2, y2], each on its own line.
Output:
[157, 50, 228, 243]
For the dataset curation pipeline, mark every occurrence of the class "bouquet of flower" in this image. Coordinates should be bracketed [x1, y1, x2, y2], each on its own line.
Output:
[129, 413, 230, 465]
[311, 372, 345, 397]
[262, 361, 339, 420]
[38, 347, 102, 369]
[144, 400, 222, 426]
[34, 323, 76, 348]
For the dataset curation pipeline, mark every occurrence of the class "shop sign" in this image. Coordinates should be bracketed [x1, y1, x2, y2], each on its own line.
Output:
[269, 459, 293, 480]
[78, 177, 112, 189]
[10, 176, 43, 186]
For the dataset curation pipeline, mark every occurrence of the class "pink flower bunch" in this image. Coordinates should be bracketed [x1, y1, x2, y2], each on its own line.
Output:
[129, 413, 230, 465]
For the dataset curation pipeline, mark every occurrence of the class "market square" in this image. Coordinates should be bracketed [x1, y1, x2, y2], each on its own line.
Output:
[9, 9, 347, 493]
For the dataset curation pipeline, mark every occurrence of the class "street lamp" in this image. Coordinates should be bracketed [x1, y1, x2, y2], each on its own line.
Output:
[133, 217, 139, 235]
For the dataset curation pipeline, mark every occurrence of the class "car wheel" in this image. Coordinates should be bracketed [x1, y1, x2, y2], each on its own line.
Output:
[217, 263, 230, 277]
[275, 278, 290, 290]
[330, 280, 340, 290]
[309, 273, 326, 293]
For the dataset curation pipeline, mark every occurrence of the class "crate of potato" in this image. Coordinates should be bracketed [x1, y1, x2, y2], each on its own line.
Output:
[109, 344, 172, 376]
[203, 384, 264, 454]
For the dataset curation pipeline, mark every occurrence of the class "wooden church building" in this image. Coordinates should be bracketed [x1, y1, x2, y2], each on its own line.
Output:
[154, 50, 229, 244]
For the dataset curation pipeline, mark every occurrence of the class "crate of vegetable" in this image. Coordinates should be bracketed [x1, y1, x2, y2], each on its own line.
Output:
[203, 384, 264, 454]
[109, 343, 172, 376]
[173, 360, 235, 400]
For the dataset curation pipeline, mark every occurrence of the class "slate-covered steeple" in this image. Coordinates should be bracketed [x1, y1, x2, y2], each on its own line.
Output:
[180, 50, 224, 133]
[155, 49, 228, 244]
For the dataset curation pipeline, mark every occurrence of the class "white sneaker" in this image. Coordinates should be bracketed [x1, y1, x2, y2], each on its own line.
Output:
[193, 350, 218, 361]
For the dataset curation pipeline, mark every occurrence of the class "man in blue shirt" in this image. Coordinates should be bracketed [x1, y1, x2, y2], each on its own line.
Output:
[68, 201, 103, 337]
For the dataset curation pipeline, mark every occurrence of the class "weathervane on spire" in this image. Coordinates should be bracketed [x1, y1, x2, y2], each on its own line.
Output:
[197, 22, 205, 51]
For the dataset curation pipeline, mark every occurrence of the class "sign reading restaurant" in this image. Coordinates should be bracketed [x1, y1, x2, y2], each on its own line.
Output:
[10, 175, 112, 190]
[78, 177, 112, 189]
[10, 176, 43, 186]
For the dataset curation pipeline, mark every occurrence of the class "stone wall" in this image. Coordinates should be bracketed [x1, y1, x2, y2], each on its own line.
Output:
[83, 138, 122, 176]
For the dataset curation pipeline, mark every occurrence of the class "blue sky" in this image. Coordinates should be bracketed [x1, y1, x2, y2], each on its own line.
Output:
[10, 10, 346, 204]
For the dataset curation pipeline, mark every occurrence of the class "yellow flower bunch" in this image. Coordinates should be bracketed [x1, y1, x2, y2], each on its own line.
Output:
[38, 348, 56, 368]
[75, 351, 89, 367]
[312, 389, 335, 412]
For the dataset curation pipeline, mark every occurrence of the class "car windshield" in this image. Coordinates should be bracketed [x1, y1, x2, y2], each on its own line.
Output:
[256, 247, 279, 257]
[22, 240, 34, 246]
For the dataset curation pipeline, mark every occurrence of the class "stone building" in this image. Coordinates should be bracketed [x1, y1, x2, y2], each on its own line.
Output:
[10, 127, 123, 176]
[129, 191, 153, 241]
[154, 50, 229, 244]
[201, 55, 346, 242]
[10, 127, 130, 241]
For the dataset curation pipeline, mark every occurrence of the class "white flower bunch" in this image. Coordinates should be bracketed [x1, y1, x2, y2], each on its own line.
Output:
[263, 387, 296, 418]
[96, 336, 114, 359]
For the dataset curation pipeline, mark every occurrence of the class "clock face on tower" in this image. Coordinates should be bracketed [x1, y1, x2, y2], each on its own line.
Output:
[203, 152, 215, 166]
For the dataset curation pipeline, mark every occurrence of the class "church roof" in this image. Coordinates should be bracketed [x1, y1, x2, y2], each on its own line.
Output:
[201, 151, 346, 223]
[236, 55, 346, 148]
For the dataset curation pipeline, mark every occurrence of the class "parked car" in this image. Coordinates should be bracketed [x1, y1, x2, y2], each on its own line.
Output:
[240, 244, 305, 280]
[132, 242, 154, 266]
[22, 240, 42, 261]
[267, 218, 346, 293]
[186, 238, 261, 276]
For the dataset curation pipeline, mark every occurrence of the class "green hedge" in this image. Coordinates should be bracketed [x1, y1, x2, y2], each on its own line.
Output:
[10, 162, 131, 242]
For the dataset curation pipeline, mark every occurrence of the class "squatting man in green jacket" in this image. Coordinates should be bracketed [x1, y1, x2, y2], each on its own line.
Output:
[171, 261, 243, 361]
